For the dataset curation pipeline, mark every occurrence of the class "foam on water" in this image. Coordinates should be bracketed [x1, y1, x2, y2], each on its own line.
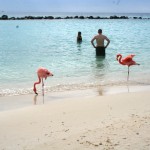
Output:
[0, 79, 150, 97]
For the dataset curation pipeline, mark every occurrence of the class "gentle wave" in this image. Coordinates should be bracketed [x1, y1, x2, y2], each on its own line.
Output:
[0, 81, 150, 97]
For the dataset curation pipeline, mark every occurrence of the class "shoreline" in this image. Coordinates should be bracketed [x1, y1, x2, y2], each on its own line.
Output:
[1, 76, 150, 97]
[0, 84, 150, 112]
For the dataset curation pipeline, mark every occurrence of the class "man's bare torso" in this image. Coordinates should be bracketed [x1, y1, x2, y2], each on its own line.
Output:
[95, 34, 107, 47]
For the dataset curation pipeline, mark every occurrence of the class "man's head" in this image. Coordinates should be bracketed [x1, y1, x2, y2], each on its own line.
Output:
[78, 31, 81, 36]
[98, 29, 102, 34]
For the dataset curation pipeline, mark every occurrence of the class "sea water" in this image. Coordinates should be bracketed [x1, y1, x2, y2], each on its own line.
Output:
[0, 13, 150, 96]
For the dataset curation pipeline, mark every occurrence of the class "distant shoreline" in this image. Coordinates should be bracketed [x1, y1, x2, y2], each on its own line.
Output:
[1, 15, 150, 20]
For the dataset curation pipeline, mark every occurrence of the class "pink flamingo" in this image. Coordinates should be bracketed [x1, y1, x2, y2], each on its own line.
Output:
[116, 54, 140, 80]
[33, 67, 53, 95]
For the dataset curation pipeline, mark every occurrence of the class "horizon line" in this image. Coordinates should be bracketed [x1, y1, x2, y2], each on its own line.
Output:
[2, 11, 150, 14]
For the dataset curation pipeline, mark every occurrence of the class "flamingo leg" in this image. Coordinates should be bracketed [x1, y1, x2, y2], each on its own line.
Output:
[42, 78, 45, 104]
[127, 66, 129, 81]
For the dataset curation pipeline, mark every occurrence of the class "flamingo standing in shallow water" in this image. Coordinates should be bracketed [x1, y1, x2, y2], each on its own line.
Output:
[116, 54, 140, 80]
[33, 67, 53, 95]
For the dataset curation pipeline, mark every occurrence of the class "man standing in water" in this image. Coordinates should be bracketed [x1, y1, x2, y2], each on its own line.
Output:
[91, 29, 110, 56]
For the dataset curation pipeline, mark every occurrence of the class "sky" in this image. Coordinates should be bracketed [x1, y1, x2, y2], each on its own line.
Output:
[0, 0, 150, 13]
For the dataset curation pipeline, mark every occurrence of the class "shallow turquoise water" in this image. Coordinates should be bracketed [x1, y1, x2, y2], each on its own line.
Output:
[0, 18, 150, 96]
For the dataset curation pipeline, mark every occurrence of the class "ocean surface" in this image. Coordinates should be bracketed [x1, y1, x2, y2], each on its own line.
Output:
[0, 12, 150, 96]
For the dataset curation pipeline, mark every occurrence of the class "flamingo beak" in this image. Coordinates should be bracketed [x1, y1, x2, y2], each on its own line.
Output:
[47, 72, 53, 76]
[49, 72, 53, 76]
[116, 55, 120, 61]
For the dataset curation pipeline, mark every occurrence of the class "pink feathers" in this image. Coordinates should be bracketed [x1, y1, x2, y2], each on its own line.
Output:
[116, 54, 140, 80]
[33, 67, 53, 95]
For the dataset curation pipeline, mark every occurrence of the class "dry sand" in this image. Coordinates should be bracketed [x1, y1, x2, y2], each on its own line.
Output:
[0, 90, 150, 150]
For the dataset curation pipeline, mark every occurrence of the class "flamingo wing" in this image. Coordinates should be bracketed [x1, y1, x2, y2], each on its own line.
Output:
[128, 54, 135, 58]
[122, 54, 135, 62]
[122, 57, 132, 62]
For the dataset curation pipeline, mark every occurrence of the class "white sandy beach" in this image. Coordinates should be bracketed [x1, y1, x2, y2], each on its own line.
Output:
[0, 89, 150, 150]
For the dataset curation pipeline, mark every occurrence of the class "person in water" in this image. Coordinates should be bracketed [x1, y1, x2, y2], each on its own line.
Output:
[91, 29, 110, 56]
[77, 31, 82, 42]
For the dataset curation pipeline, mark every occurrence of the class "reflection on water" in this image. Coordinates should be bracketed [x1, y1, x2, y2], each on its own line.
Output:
[127, 83, 130, 93]
[97, 86, 104, 96]
[33, 95, 38, 105]
[95, 56, 106, 69]
[92, 56, 110, 79]
[77, 41, 82, 51]
[94, 56, 107, 96]
[33, 94, 45, 105]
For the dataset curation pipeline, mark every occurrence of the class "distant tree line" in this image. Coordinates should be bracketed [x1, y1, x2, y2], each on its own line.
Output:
[0, 15, 149, 20]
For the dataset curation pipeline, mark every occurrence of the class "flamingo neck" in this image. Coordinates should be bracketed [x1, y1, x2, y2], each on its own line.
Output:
[33, 76, 41, 94]
[118, 55, 125, 65]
